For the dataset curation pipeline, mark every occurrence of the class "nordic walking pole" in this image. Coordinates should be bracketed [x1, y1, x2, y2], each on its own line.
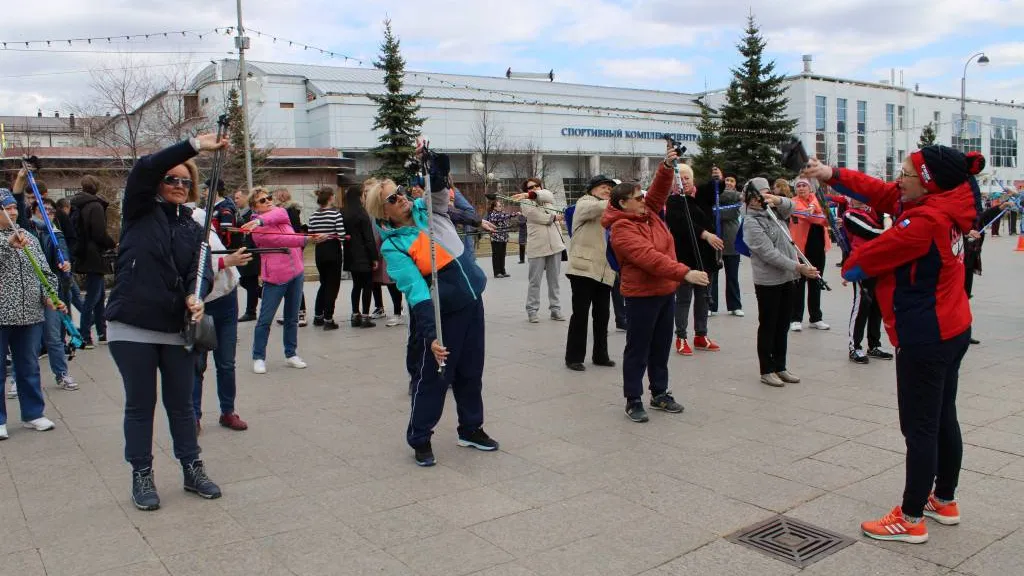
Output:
[185, 114, 230, 352]
[417, 140, 445, 373]
[746, 182, 831, 291]
[20, 158, 70, 276]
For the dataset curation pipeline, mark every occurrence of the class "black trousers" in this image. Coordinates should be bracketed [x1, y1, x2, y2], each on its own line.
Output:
[710, 254, 743, 312]
[564, 275, 611, 365]
[491, 241, 508, 276]
[849, 278, 882, 350]
[897, 330, 969, 517]
[755, 282, 794, 374]
[1009, 211, 1018, 235]
[314, 245, 342, 320]
[239, 275, 261, 316]
[792, 246, 825, 323]
[518, 243, 526, 263]
[350, 271, 373, 315]
[372, 283, 404, 314]
[611, 275, 626, 329]
[109, 341, 200, 471]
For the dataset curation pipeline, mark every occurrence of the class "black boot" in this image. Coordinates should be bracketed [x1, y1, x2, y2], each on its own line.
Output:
[350, 313, 362, 328]
[131, 467, 160, 511]
[182, 459, 222, 499]
[360, 315, 377, 328]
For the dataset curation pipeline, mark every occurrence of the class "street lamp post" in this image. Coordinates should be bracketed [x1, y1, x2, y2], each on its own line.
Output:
[960, 52, 990, 149]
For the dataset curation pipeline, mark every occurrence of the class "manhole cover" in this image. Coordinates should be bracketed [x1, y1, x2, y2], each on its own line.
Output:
[726, 515, 855, 568]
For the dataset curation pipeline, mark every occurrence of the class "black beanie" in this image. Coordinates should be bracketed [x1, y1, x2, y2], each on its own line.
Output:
[917, 145, 985, 191]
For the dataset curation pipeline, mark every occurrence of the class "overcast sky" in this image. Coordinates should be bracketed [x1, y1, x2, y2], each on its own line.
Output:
[1, 0, 1023, 117]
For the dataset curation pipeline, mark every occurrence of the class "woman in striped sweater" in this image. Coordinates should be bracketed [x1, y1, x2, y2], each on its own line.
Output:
[308, 187, 346, 330]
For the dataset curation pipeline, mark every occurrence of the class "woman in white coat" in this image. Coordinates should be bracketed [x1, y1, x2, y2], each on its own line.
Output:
[190, 204, 252, 432]
[563, 175, 618, 371]
[512, 178, 565, 323]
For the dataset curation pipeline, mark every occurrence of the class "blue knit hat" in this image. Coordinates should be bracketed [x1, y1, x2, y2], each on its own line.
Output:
[0, 188, 14, 208]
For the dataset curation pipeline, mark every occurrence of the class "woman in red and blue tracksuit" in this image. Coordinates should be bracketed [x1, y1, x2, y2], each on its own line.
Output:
[807, 145, 983, 544]
[366, 153, 497, 468]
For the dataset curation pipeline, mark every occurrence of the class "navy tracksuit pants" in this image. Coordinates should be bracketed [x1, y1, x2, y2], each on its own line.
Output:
[407, 299, 486, 447]
[622, 293, 675, 401]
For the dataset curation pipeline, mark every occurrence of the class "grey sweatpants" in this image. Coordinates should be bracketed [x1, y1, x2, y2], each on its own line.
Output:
[526, 254, 561, 317]
[674, 283, 709, 339]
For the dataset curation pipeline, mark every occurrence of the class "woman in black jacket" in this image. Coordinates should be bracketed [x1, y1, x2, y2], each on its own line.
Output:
[104, 134, 224, 512]
[342, 184, 378, 328]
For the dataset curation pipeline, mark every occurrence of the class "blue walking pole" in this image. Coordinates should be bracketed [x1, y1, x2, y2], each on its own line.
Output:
[21, 159, 70, 277]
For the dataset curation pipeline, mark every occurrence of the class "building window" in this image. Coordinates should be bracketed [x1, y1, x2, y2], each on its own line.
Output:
[815, 96, 827, 160]
[952, 115, 982, 153]
[990, 118, 1018, 168]
[562, 178, 588, 205]
[857, 101, 867, 172]
[885, 104, 895, 180]
[836, 98, 848, 168]
[897, 105, 905, 131]
[933, 111, 941, 123]
[279, 102, 295, 109]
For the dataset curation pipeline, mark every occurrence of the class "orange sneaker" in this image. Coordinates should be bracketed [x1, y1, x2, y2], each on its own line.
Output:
[861, 506, 928, 543]
[693, 335, 720, 351]
[675, 337, 693, 356]
[924, 494, 960, 525]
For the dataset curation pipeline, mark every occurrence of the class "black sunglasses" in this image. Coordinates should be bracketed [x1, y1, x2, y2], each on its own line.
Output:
[162, 175, 193, 189]
[526, 184, 540, 191]
[254, 196, 272, 205]
[385, 192, 402, 205]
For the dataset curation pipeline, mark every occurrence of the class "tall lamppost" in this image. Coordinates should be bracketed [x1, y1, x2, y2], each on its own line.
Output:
[960, 52, 990, 150]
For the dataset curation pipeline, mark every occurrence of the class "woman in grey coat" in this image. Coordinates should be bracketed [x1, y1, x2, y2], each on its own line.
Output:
[741, 178, 820, 387]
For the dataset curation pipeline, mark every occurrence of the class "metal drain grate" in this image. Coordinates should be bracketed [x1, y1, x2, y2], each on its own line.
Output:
[726, 515, 855, 568]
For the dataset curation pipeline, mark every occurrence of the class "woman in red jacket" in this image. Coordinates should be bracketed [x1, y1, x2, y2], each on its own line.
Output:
[804, 145, 982, 544]
[602, 144, 709, 423]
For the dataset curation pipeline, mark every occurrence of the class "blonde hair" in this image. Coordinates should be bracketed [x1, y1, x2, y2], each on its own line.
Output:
[773, 178, 792, 198]
[364, 179, 397, 221]
[248, 186, 270, 209]
[184, 160, 200, 204]
[676, 163, 694, 180]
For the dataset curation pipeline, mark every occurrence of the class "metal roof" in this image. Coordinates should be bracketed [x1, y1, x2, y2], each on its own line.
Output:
[193, 59, 700, 116]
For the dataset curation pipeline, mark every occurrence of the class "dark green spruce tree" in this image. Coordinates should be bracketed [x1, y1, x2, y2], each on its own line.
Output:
[691, 102, 722, 184]
[223, 87, 271, 189]
[918, 122, 937, 148]
[368, 19, 425, 181]
[718, 15, 798, 180]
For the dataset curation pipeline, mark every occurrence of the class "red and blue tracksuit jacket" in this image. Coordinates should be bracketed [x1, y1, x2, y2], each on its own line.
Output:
[828, 168, 978, 348]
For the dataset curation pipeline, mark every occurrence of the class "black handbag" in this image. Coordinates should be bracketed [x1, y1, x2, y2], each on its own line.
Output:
[184, 313, 218, 354]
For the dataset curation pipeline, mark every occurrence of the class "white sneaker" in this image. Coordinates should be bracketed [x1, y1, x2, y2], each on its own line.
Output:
[369, 308, 386, 320]
[810, 320, 831, 330]
[23, 417, 55, 431]
[0, 424, 7, 440]
[731, 309, 745, 317]
[253, 359, 267, 374]
[56, 374, 79, 391]
[6, 383, 16, 399]
[385, 314, 405, 327]
[285, 356, 307, 369]
[790, 322, 803, 332]
[708, 311, 718, 317]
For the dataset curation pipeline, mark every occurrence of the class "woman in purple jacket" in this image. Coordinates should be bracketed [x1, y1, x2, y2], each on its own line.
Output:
[240, 188, 326, 374]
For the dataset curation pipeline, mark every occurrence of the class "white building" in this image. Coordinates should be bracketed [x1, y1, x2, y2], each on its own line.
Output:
[705, 55, 1024, 191]
[189, 60, 703, 203]
[188, 57, 1024, 207]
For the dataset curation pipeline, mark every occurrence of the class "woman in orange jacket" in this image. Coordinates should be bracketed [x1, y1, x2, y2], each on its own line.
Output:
[789, 177, 831, 331]
[602, 143, 709, 423]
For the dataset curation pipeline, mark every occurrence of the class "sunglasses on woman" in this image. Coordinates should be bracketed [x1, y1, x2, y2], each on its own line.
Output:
[162, 175, 193, 189]
[385, 192, 402, 204]
[254, 196, 272, 205]
[526, 183, 540, 191]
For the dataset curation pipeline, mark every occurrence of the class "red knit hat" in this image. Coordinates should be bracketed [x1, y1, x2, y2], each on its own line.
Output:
[909, 145, 985, 194]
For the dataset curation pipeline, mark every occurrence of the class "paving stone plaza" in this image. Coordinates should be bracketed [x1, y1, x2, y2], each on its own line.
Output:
[2, 238, 1023, 576]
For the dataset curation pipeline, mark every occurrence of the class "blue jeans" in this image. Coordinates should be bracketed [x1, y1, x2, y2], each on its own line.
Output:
[0, 323, 47, 426]
[109, 341, 199, 470]
[194, 290, 239, 419]
[41, 307, 69, 378]
[69, 280, 84, 313]
[252, 274, 303, 360]
[80, 273, 106, 341]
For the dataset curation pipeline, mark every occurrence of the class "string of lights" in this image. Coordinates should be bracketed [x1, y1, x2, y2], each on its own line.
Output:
[245, 28, 372, 67]
[0, 28, 233, 49]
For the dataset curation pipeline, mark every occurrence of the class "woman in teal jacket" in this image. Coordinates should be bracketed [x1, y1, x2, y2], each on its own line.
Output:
[364, 154, 497, 468]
